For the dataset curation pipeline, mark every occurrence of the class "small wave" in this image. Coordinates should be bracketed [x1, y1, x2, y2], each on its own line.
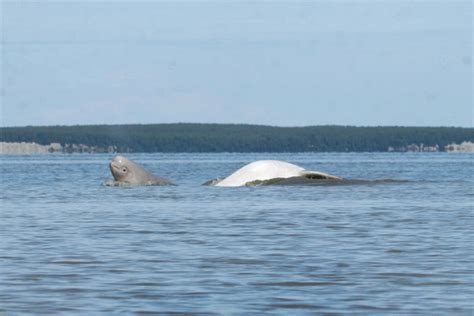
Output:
[350, 304, 393, 311]
[268, 303, 322, 310]
[50, 259, 102, 265]
[246, 177, 410, 186]
[203, 257, 268, 265]
[376, 272, 433, 278]
[253, 281, 339, 287]
[103, 179, 175, 187]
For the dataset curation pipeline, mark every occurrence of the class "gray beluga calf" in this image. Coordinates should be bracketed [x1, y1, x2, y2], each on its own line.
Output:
[107, 155, 174, 186]
[207, 160, 342, 187]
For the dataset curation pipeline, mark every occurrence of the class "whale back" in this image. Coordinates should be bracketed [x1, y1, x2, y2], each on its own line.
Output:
[215, 160, 305, 187]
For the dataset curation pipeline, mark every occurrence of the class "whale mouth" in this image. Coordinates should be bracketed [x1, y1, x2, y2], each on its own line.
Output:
[109, 162, 123, 181]
[110, 162, 123, 175]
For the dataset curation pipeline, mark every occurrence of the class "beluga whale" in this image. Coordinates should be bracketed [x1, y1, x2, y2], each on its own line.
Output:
[206, 160, 343, 187]
[106, 155, 174, 186]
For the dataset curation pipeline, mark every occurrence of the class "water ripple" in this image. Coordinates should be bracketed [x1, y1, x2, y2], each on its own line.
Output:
[1, 153, 473, 314]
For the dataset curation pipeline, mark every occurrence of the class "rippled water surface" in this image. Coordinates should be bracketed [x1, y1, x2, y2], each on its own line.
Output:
[1, 153, 473, 314]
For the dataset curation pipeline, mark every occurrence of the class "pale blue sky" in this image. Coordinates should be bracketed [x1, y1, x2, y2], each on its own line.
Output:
[1, 0, 472, 127]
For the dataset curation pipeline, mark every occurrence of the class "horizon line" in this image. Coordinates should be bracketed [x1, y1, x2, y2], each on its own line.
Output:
[0, 122, 472, 129]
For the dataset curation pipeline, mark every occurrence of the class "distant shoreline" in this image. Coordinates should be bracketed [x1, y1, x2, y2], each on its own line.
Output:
[1, 124, 473, 154]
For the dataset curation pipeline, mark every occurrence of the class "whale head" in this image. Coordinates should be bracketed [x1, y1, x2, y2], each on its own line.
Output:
[109, 155, 136, 182]
[108, 155, 174, 186]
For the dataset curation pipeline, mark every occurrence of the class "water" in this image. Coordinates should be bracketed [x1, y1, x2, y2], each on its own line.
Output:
[1, 153, 473, 314]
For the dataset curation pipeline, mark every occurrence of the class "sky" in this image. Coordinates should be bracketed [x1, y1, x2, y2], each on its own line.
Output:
[1, 0, 472, 127]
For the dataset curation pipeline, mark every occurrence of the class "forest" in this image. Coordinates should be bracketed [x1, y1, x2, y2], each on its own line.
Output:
[1, 124, 472, 152]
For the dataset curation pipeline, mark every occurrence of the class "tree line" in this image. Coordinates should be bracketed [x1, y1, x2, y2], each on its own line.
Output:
[0, 123, 472, 152]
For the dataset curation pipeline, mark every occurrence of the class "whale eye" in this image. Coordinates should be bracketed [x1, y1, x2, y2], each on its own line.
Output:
[122, 168, 127, 172]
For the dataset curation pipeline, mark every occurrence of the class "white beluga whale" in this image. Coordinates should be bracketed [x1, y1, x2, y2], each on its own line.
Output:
[208, 160, 342, 187]
[106, 155, 174, 186]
